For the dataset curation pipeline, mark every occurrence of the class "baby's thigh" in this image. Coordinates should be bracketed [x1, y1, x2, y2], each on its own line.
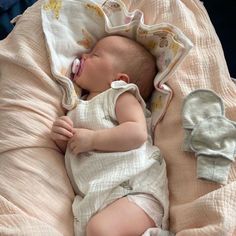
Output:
[86, 197, 155, 236]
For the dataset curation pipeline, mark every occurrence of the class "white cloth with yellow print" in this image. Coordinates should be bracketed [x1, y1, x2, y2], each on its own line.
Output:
[41, 0, 193, 130]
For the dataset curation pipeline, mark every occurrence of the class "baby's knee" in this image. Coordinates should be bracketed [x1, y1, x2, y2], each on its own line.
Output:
[86, 215, 111, 236]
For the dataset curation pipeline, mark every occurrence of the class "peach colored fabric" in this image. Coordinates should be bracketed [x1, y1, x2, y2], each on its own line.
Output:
[0, 0, 235, 235]
[0, 1, 74, 235]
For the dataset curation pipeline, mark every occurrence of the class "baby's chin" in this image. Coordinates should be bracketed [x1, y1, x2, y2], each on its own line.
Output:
[74, 75, 87, 89]
[74, 71, 84, 82]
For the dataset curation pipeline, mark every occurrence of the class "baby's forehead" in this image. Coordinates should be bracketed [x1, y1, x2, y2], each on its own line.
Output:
[95, 36, 134, 51]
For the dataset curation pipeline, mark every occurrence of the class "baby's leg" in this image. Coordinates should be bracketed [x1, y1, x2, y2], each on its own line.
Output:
[86, 196, 155, 236]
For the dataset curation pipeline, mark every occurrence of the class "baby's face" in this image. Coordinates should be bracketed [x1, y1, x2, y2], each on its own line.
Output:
[74, 37, 122, 93]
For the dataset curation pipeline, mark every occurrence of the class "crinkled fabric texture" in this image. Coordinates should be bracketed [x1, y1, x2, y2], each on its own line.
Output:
[0, 0, 236, 236]
[0, 1, 74, 235]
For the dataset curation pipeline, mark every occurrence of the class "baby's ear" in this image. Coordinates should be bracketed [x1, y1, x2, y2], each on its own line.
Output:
[115, 73, 130, 83]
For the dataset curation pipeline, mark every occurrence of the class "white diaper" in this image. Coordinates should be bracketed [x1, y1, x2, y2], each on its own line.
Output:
[127, 193, 164, 227]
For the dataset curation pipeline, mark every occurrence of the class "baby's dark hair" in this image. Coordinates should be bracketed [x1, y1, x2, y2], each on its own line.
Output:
[114, 36, 157, 101]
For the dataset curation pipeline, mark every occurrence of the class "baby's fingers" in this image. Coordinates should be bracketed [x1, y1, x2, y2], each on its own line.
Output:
[60, 116, 74, 127]
[51, 126, 73, 140]
[51, 132, 70, 141]
[54, 118, 73, 133]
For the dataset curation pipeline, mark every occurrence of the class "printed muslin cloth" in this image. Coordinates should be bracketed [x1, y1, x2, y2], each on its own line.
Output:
[41, 0, 193, 129]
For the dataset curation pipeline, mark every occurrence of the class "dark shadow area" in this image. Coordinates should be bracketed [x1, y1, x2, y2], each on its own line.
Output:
[0, 0, 37, 39]
[203, 0, 236, 78]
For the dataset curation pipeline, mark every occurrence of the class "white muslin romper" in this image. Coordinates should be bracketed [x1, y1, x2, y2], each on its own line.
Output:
[65, 81, 169, 236]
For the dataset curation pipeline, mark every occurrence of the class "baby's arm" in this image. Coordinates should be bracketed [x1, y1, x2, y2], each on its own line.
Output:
[51, 116, 74, 153]
[69, 92, 147, 154]
[100, 91, 148, 150]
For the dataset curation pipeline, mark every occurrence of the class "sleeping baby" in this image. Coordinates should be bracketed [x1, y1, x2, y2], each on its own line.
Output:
[51, 35, 171, 236]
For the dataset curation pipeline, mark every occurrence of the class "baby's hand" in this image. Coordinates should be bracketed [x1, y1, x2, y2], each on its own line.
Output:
[68, 128, 95, 154]
[51, 116, 74, 141]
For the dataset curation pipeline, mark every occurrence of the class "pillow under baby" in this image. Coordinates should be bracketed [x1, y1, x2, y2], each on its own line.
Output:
[41, 0, 193, 129]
